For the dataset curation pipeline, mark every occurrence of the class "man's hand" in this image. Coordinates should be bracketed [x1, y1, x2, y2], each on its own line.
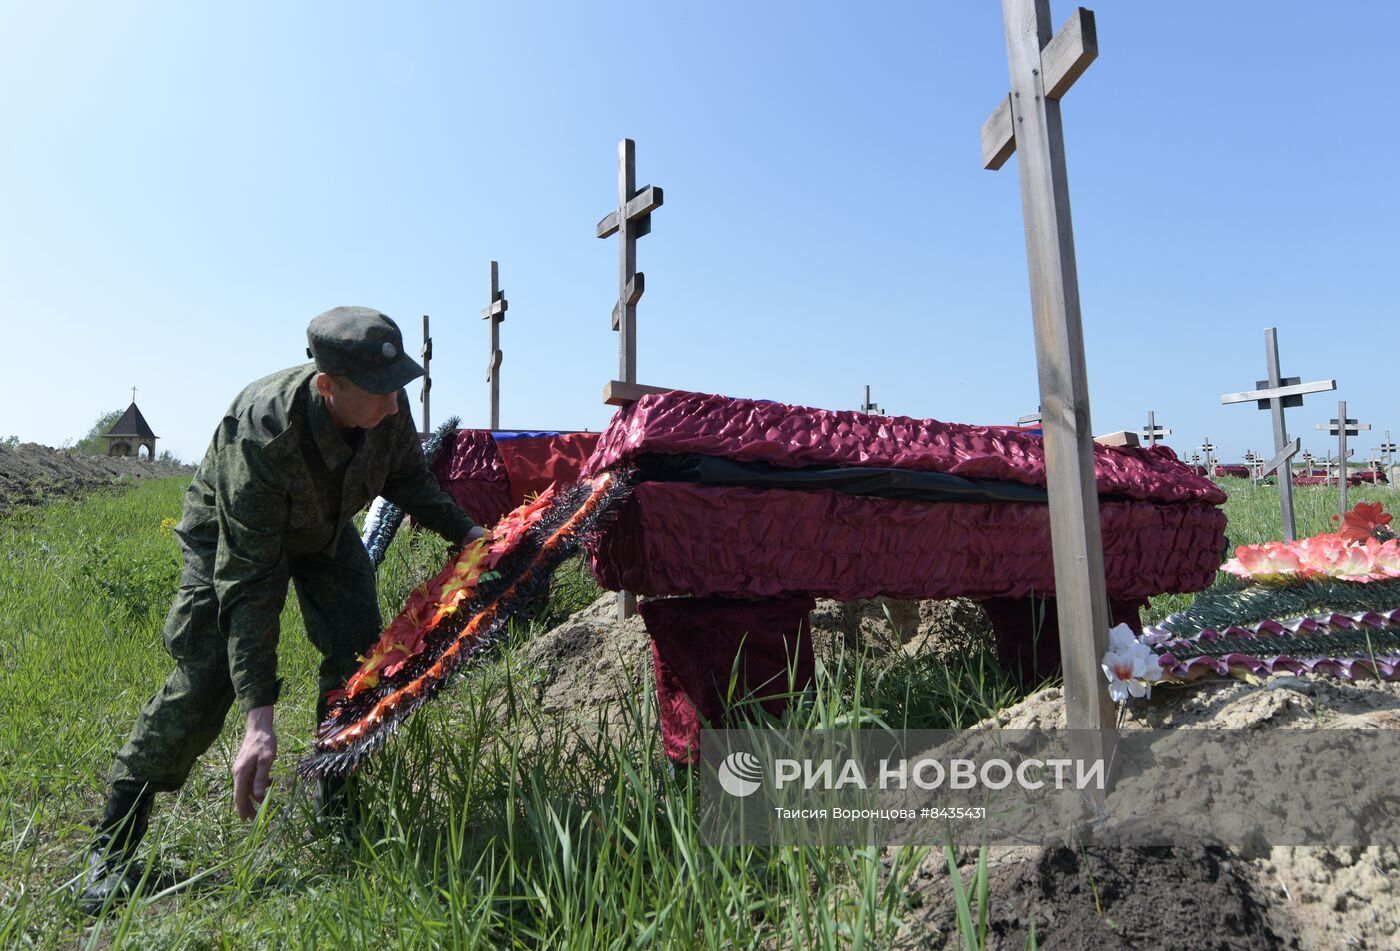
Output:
[461, 525, 486, 546]
[232, 706, 277, 820]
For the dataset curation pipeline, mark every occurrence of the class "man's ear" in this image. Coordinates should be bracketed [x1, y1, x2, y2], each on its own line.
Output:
[313, 372, 334, 398]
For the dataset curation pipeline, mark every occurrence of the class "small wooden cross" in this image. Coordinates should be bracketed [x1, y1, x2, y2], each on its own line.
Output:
[420, 315, 432, 438]
[1139, 410, 1171, 447]
[983, 0, 1114, 792]
[596, 138, 663, 395]
[1199, 438, 1216, 475]
[1317, 401, 1370, 515]
[1220, 327, 1335, 540]
[481, 261, 508, 430]
[859, 384, 885, 415]
[1381, 431, 1397, 494]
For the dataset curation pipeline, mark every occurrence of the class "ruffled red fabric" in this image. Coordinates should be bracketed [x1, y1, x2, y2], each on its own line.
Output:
[583, 391, 1224, 506]
[640, 595, 816, 763]
[494, 433, 601, 507]
[588, 483, 1226, 602]
[431, 430, 512, 527]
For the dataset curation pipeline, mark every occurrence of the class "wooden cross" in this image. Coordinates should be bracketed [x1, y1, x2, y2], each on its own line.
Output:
[983, 0, 1114, 791]
[596, 138, 664, 403]
[481, 261, 508, 429]
[420, 315, 432, 438]
[596, 141, 664, 621]
[1243, 449, 1260, 485]
[1382, 431, 1397, 494]
[1220, 328, 1335, 541]
[1139, 410, 1171, 447]
[1199, 438, 1216, 476]
[859, 384, 885, 415]
[1317, 400, 1369, 516]
[130, 386, 137, 404]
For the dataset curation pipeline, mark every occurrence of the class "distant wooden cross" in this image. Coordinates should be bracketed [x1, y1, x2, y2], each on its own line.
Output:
[1220, 327, 1335, 540]
[481, 261, 508, 429]
[420, 315, 432, 438]
[1317, 401, 1369, 516]
[1199, 438, 1216, 475]
[1139, 410, 1171, 447]
[1381, 431, 1398, 494]
[1243, 449, 1259, 484]
[860, 384, 885, 415]
[596, 138, 664, 405]
[983, 0, 1115, 787]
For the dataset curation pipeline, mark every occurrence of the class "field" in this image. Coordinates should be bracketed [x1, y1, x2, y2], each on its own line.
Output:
[0, 476, 1396, 948]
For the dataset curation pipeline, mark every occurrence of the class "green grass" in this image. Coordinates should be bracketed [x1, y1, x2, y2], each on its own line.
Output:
[1, 475, 1392, 947]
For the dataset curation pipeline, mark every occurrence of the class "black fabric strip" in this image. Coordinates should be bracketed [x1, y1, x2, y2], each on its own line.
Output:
[634, 453, 1051, 505]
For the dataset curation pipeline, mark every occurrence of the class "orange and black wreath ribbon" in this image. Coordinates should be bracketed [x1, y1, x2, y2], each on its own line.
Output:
[299, 467, 634, 777]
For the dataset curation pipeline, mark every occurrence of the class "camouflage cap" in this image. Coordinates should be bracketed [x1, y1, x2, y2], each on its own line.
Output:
[306, 307, 424, 394]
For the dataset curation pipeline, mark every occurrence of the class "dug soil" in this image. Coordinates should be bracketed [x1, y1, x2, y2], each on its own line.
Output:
[524, 593, 1400, 950]
[0, 442, 191, 520]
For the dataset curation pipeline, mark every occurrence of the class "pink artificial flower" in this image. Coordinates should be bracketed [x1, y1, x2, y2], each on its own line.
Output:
[1367, 538, 1400, 579]
[1226, 541, 1310, 582]
[1299, 533, 1374, 579]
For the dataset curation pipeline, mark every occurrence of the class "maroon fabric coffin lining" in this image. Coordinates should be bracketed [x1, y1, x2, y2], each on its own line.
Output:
[589, 483, 1226, 602]
[584, 391, 1225, 506]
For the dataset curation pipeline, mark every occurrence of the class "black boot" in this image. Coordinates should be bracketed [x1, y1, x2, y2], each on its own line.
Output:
[76, 785, 155, 915]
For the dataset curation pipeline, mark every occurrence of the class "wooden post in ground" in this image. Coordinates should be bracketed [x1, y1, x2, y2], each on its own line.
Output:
[1140, 410, 1170, 447]
[481, 261, 508, 430]
[1220, 328, 1335, 541]
[982, 0, 1115, 791]
[596, 139, 665, 621]
[420, 315, 432, 438]
[1318, 401, 1369, 517]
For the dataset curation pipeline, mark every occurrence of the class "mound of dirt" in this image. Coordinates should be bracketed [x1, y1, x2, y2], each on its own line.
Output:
[521, 594, 1400, 948]
[0, 442, 191, 519]
[899, 674, 1400, 949]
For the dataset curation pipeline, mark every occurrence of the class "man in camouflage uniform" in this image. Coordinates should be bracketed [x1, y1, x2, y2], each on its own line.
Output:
[79, 307, 480, 913]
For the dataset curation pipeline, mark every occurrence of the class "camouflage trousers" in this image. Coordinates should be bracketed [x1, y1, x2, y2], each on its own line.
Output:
[110, 529, 381, 793]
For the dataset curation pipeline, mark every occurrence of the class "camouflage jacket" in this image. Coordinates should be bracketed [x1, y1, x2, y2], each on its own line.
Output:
[174, 364, 476, 711]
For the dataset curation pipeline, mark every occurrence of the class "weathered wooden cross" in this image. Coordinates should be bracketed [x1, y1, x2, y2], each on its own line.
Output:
[481, 261, 508, 430]
[597, 138, 666, 408]
[860, 384, 885, 415]
[1139, 411, 1171, 447]
[1382, 431, 1397, 494]
[596, 139, 666, 620]
[982, 0, 1115, 786]
[420, 315, 432, 437]
[1243, 449, 1259, 485]
[1199, 438, 1216, 475]
[1317, 401, 1369, 516]
[1220, 328, 1335, 541]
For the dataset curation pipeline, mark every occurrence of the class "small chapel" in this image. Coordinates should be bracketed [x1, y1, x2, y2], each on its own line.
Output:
[104, 395, 158, 460]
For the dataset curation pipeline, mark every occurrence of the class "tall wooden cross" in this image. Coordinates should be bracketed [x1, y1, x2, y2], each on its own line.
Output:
[1382, 431, 1397, 495]
[420, 315, 432, 438]
[481, 261, 508, 429]
[983, 0, 1115, 786]
[596, 140, 665, 620]
[1140, 410, 1171, 447]
[1220, 328, 1335, 541]
[596, 139, 663, 396]
[1317, 401, 1369, 516]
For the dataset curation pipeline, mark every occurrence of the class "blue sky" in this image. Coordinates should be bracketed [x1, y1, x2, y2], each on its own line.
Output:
[2, 1, 1395, 466]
